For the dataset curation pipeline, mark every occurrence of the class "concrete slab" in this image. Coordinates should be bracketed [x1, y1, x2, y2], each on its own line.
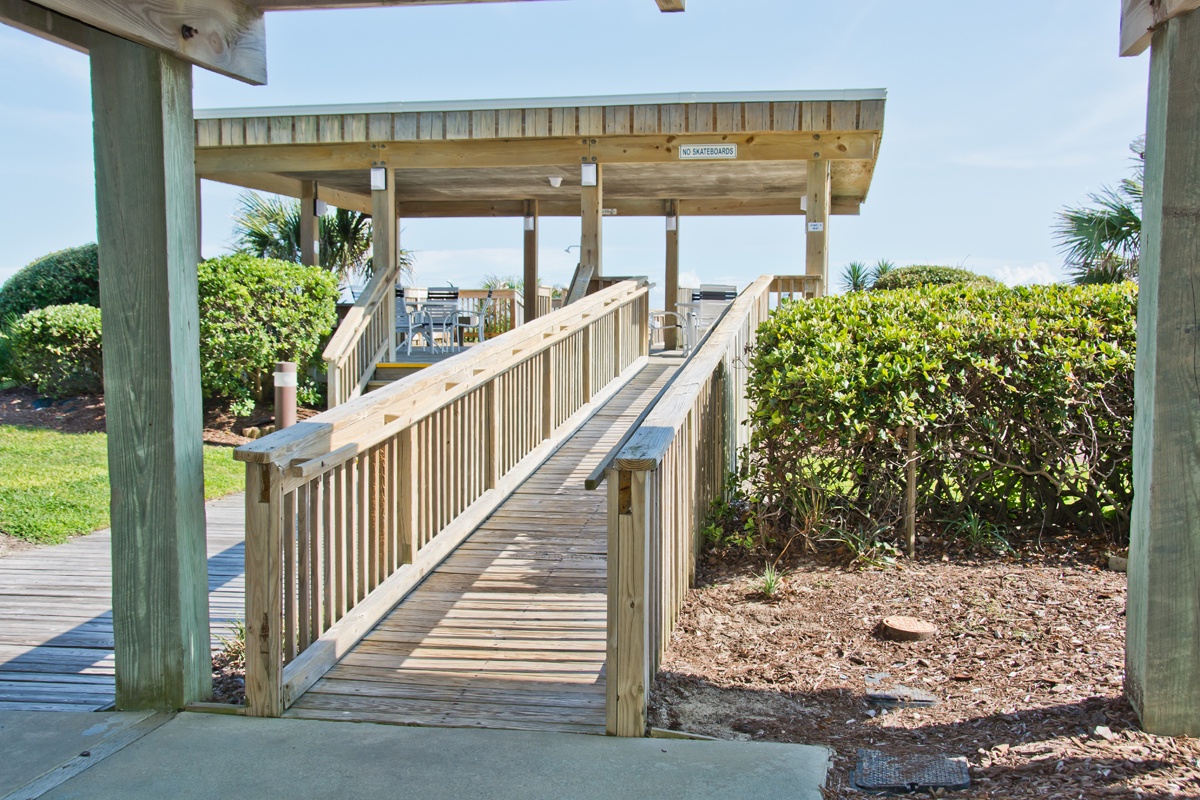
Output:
[0, 711, 149, 796]
[39, 713, 830, 800]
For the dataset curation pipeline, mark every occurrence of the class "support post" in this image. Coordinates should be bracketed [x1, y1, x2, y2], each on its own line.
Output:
[372, 170, 398, 361]
[607, 468, 650, 737]
[90, 30, 210, 710]
[806, 159, 831, 296]
[664, 202, 680, 350]
[299, 179, 319, 268]
[195, 176, 203, 264]
[523, 199, 539, 324]
[1127, 8, 1200, 737]
[567, 164, 603, 304]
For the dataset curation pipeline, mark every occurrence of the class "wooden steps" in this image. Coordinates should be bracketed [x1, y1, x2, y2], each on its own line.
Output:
[284, 357, 678, 734]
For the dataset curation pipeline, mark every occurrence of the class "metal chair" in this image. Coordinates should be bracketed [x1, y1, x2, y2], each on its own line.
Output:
[422, 286, 463, 352]
[396, 287, 433, 356]
[677, 284, 737, 352]
[649, 310, 687, 354]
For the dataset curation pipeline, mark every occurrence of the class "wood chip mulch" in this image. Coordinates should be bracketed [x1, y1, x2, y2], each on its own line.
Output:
[649, 548, 1200, 799]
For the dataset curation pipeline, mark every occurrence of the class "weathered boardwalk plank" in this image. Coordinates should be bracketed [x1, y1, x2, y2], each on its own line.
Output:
[0, 492, 246, 711]
[285, 357, 679, 734]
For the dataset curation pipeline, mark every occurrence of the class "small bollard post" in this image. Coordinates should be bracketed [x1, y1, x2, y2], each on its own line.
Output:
[274, 361, 297, 430]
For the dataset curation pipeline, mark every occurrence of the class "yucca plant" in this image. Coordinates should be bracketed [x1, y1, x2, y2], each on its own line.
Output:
[840, 261, 871, 293]
[871, 259, 895, 285]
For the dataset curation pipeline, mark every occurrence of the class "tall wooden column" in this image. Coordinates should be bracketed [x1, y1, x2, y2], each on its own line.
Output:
[523, 199, 539, 323]
[195, 177, 203, 264]
[90, 30, 211, 710]
[664, 202, 680, 350]
[299, 180, 319, 268]
[372, 169, 398, 361]
[1127, 8, 1200, 737]
[806, 159, 831, 297]
[567, 164, 603, 304]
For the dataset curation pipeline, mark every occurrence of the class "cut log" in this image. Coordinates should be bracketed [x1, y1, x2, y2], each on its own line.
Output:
[879, 616, 937, 642]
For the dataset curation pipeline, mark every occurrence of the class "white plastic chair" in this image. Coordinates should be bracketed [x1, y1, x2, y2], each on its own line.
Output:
[677, 284, 737, 352]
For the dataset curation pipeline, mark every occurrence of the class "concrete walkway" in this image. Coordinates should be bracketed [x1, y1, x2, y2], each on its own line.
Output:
[1, 712, 830, 800]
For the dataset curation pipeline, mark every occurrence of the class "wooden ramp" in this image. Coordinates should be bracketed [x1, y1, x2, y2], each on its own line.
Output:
[0, 494, 246, 712]
[284, 357, 680, 733]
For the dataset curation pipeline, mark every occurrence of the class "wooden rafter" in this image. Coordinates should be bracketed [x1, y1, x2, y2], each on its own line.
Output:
[1121, 0, 1200, 56]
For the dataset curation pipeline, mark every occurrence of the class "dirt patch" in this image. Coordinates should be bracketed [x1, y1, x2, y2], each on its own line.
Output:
[210, 649, 246, 706]
[650, 551, 1200, 799]
[0, 387, 321, 447]
[0, 532, 38, 558]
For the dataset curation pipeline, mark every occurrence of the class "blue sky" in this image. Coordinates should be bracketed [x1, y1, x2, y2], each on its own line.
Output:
[0, 1, 1149, 302]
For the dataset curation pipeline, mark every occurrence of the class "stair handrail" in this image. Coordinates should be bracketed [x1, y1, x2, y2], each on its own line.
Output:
[322, 259, 402, 408]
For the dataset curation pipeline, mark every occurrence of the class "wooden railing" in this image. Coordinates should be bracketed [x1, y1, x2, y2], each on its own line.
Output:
[322, 262, 401, 409]
[604, 274, 813, 736]
[236, 281, 650, 717]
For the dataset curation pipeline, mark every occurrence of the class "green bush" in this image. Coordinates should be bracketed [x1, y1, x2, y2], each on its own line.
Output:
[9, 304, 104, 397]
[197, 254, 339, 407]
[0, 244, 100, 319]
[745, 283, 1136, 547]
[871, 265, 998, 291]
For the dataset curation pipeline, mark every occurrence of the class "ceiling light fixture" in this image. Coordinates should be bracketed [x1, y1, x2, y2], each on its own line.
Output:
[548, 176, 563, 188]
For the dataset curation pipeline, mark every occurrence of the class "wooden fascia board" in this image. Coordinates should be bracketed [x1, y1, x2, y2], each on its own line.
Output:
[203, 171, 372, 213]
[0, 0, 91, 52]
[389, 198, 860, 217]
[655, 0, 685, 10]
[27, 0, 267, 84]
[195, 131, 880, 174]
[1122, 0, 1200, 56]
[247, 0, 678, 10]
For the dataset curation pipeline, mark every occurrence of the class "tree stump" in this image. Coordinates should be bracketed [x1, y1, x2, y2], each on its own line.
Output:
[879, 615, 937, 641]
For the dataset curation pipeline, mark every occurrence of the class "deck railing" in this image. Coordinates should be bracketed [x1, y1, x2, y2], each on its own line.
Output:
[603, 274, 819, 736]
[322, 262, 401, 409]
[236, 280, 650, 717]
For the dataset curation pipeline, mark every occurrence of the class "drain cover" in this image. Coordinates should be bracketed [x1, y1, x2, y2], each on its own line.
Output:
[852, 749, 970, 793]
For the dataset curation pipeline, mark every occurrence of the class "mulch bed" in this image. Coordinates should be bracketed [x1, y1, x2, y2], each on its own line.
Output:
[649, 545, 1200, 799]
[210, 649, 246, 706]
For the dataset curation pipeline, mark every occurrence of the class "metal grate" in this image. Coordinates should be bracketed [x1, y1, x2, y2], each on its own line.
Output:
[852, 749, 971, 794]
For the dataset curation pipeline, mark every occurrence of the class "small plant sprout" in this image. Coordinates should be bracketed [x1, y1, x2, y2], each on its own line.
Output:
[760, 563, 782, 598]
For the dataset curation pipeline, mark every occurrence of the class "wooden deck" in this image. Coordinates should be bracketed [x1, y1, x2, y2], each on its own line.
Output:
[284, 356, 680, 733]
[0, 494, 246, 712]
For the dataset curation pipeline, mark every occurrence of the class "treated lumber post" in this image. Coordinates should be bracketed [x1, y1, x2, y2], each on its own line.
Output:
[1126, 8, 1200, 737]
[523, 199, 539, 324]
[664, 202, 680, 351]
[372, 170, 398, 361]
[299, 180, 319, 267]
[567, 165, 603, 305]
[245, 463, 284, 716]
[607, 468, 649, 737]
[90, 30, 211, 710]
[806, 159, 831, 296]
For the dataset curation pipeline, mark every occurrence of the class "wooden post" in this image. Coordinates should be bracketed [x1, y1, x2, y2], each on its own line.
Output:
[906, 426, 917, 559]
[90, 30, 211, 710]
[607, 467, 649, 737]
[566, 164, 603, 305]
[299, 179, 319, 268]
[664, 202, 680, 351]
[245, 463, 284, 716]
[195, 176, 203, 264]
[372, 170, 398, 361]
[523, 199, 539, 324]
[1127, 8, 1200, 737]
[806, 159, 831, 296]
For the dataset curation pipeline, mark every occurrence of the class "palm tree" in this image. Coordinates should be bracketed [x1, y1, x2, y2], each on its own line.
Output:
[840, 261, 871, 293]
[1054, 137, 1144, 284]
[232, 191, 407, 282]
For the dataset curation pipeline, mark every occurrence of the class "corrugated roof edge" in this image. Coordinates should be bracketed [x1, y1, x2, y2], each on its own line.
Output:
[195, 89, 888, 120]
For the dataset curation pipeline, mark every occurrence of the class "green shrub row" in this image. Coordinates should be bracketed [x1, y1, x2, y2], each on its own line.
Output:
[8, 304, 103, 397]
[870, 265, 999, 291]
[0, 244, 100, 320]
[744, 283, 1136, 547]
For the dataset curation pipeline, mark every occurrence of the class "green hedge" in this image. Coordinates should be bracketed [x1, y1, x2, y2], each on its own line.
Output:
[0, 244, 100, 319]
[9, 304, 104, 397]
[871, 265, 998, 291]
[197, 254, 339, 409]
[745, 283, 1135, 546]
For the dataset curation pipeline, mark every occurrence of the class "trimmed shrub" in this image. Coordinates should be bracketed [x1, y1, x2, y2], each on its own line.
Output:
[745, 283, 1136, 547]
[871, 265, 998, 291]
[0, 244, 100, 319]
[197, 254, 339, 407]
[9, 304, 104, 397]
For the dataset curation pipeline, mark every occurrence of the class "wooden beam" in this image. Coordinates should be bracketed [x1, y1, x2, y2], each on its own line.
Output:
[195, 131, 880, 173]
[1127, 9, 1200, 737]
[299, 180, 318, 267]
[664, 201, 679, 350]
[90, 29, 211, 710]
[1121, 0, 1200, 56]
[567, 164, 603, 305]
[371, 169, 398, 361]
[387, 197, 862, 217]
[523, 199, 539, 324]
[0, 0, 90, 52]
[805, 159, 831, 295]
[29, 0, 267, 84]
[202, 172, 373, 214]
[655, 0, 685, 10]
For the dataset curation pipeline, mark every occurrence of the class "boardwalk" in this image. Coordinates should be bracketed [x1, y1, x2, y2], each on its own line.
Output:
[0, 494, 246, 712]
[284, 359, 679, 733]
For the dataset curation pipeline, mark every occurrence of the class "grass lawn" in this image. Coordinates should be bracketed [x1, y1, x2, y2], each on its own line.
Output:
[0, 424, 244, 544]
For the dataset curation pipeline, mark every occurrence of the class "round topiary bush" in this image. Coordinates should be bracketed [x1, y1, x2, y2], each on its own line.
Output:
[871, 265, 998, 291]
[197, 254, 339, 410]
[0, 244, 100, 320]
[9, 304, 104, 397]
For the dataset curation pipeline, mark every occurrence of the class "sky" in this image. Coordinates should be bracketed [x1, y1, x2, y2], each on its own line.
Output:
[0, 1, 1151, 303]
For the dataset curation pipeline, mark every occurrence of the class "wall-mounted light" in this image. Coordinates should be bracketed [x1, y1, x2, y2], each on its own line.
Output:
[666, 215, 678, 232]
[580, 163, 598, 187]
[370, 167, 387, 191]
[548, 176, 563, 188]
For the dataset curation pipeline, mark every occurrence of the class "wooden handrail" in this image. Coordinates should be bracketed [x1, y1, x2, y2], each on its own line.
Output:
[237, 280, 651, 717]
[321, 261, 401, 408]
[604, 275, 780, 736]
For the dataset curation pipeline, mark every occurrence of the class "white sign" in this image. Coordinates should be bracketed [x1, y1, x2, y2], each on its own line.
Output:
[678, 143, 738, 160]
[602, 208, 619, 216]
[807, 221, 825, 233]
